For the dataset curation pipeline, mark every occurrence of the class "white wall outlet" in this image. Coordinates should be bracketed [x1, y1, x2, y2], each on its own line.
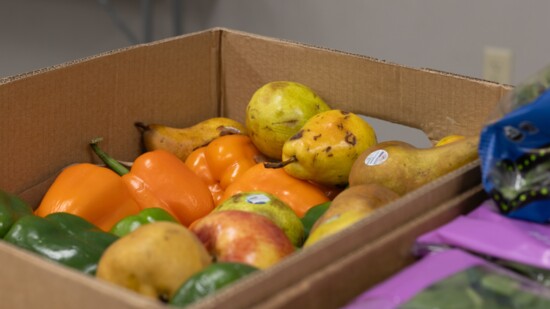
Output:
[483, 46, 513, 84]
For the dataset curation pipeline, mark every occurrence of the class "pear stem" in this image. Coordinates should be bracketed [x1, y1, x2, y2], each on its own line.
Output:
[134, 122, 149, 133]
[263, 156, 297, 169]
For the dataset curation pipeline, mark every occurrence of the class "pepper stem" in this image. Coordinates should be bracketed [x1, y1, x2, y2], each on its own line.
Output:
[263, 156, 297, 169]
[134, 122, 149, 133]
[90, 137, 130, 176]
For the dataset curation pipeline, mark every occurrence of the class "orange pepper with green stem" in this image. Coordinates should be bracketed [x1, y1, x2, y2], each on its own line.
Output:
[220, 163, 330, 218]
[185, 134, 264, 204]
[35, 163, 141, 231]
[91, 139, 215, 226]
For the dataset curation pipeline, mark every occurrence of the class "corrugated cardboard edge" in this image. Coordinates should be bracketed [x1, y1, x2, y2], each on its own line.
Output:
[218, 27, 509, 89]
[0, 27, 224, 85]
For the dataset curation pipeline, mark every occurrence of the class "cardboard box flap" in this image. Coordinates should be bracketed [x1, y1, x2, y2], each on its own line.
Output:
[220, 30, 511, 140]
[0, 29, 221, 201]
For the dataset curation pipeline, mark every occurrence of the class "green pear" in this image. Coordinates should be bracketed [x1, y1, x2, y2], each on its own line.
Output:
[246, 81, 331, 159]
[215, 191, 304, 247]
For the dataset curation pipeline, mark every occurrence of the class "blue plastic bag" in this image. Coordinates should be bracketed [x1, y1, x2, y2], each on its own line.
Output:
[479, 66, 550, 223]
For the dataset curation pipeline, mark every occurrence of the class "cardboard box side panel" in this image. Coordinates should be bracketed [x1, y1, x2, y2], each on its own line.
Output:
[0, 30, 221, 205]
[0, 241, 165, 309]
[190, 162, 481, 309]
[220, 31, 511, 139]
[258, 186, 487, 309]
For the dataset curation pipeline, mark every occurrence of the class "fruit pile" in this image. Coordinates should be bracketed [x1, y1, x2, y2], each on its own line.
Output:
[0, 81, 478, 306]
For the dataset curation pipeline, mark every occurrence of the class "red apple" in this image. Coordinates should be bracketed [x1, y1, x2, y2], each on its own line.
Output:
[190, 210, 295, 269]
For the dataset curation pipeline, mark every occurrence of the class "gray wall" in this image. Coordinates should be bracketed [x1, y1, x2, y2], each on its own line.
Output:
[183, 0, 550, 85]
[3, 1, 550, 84]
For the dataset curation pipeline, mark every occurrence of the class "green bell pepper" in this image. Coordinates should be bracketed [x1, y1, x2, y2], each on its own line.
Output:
[300, 201, 331, 241]
[170, 262, 259, 307]
[3, 212, 118, 275]
[0, 189, 34, 238]
[109, 207, 178, 237]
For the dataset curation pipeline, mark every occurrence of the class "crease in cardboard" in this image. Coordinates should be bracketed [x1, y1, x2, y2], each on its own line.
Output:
[214, 29, 223, 117]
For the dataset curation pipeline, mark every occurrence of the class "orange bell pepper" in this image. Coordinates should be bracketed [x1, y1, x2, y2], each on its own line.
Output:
[35, 163, 141, 231]
[220, 163, 330, 217]
[185, 147, 225, 204]
[91, 140, 215, 226]
[185, 134, 264, 204]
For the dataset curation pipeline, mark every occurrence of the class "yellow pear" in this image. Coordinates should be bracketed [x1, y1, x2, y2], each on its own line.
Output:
[245, 81, 331, 159]
[312, 184, 400, 229]
[96, 222, 211, 301]
[304, 184, 399, 247]
[272, 110, 377, 186]
[136, 117, 247, 161]
[303, 210, 367, 247]
[349, 136, 479, 196]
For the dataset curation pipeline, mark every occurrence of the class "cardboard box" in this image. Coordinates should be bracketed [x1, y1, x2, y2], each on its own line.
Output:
[0, 28, 511, 308]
